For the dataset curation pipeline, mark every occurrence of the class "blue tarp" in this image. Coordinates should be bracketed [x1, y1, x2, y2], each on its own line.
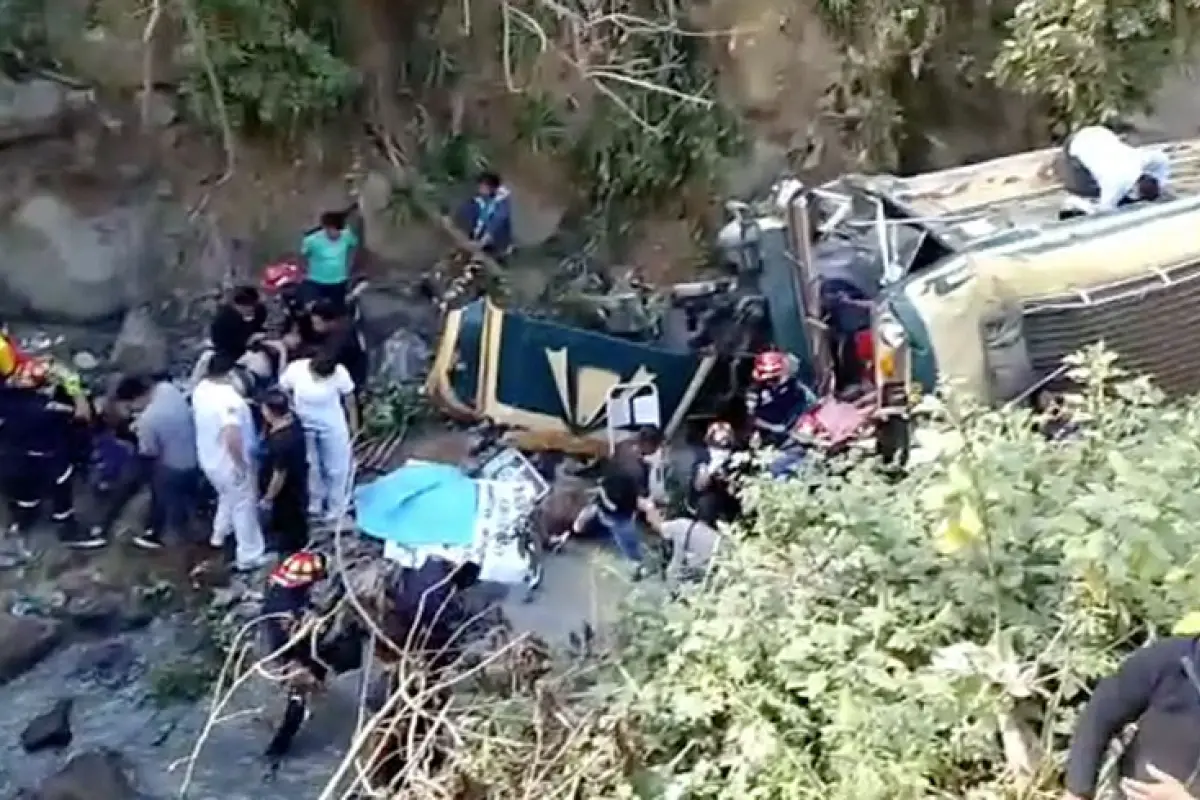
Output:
[354, 462, 479, 548]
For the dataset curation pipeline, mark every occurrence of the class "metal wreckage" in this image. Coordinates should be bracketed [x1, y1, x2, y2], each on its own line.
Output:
[425, 136, 1200, 460]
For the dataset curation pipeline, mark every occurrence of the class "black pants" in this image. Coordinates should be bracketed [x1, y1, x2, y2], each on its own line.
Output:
[1057, 136, 1101, 199]
[268, 491, 309, 557]
[5, 450, 75, 530]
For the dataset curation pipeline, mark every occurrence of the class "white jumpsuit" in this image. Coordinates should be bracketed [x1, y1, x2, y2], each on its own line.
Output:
[280, 359, 356, 520]
[192, 378, 266, 567]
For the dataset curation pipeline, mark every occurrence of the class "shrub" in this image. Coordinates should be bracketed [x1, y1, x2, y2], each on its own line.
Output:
[401, 347, 1200, 798]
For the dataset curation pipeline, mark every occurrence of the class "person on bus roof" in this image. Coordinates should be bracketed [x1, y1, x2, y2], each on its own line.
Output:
[1058, 125, 1170, 216]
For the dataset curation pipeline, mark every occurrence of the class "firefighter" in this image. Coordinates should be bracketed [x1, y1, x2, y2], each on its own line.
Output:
[1, 360, 102, 548]
[745, 350, 816, 447]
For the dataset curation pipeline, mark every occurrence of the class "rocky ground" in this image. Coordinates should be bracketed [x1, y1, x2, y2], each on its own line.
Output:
[0, 519, 636, 800]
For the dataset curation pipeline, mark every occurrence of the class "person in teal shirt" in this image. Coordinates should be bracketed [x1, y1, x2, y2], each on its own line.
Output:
[300, 211, 358, 308]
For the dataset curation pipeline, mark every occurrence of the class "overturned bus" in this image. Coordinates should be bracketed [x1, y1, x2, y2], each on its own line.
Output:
[425, 135, 1200, 454]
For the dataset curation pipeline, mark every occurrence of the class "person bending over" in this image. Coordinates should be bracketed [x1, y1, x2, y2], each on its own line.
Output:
[210, 285, 268, 363]
[1058, 124, 1170, 217]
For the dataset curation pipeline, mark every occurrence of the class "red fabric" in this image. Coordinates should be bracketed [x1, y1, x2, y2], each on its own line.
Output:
[261, 260, 304, 294]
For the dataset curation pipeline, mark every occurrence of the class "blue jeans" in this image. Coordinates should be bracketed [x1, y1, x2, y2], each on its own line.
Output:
[598, 510, 643, 563]
[149, 466, 200, 540]
[768, 448, 807, 480]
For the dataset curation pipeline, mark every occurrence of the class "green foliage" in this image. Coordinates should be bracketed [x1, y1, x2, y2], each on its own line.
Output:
[183, 0, 359, 136]
[362, 383, 440, 438]
[992, 0, 1200, 131]
[609, 347, 1200, 797]
[435, 347, 1200, 797]
[505, 0, 744, 240]
[813, 0, 1200, 166]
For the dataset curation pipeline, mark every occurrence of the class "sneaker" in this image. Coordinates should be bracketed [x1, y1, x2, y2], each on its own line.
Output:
[132, 530, 164, 551]
[61, 526, 108, 550]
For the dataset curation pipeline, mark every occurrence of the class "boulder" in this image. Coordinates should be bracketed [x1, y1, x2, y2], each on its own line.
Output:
[0, 191, 170, 322]
[0, 78, 88, 147]
[20, 698, 73, 752]
[33, 749, 138, 800]
[0, 613, 62, 685]
[109, 307, 168, 375]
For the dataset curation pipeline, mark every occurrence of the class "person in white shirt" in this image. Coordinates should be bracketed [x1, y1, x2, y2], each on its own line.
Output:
[192, 354, 269, 570]
[1058, 125, 1170, 216]
[279, 353, 359, 521]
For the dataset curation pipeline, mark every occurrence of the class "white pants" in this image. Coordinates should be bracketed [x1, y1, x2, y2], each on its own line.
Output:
[303, 421, 352, 519]
[204, 462, 266, 565]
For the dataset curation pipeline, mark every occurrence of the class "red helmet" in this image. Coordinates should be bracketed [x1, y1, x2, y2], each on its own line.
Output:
[752, 350, 789, 383]
[705, 421, 734, 447]
[261, 260, 304, 294]
[12, 357, 49, 387]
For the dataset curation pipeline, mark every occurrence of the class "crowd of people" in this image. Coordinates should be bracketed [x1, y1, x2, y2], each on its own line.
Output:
[0, 210, 367, 570]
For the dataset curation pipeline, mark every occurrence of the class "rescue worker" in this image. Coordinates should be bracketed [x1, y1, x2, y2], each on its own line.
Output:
[1063, 635, 1200, 800]
[259, 549, 344, 761]
[279, 353, 357, 522]
[299, 211, 358, 308]
[258, 390, 309, 556]
[1058, 124, 1170, 217]
[690, 421, 742, 527]
[0, 326, 29, 380]
[1, 360, 102, 548]
[746, 350, 816, 447]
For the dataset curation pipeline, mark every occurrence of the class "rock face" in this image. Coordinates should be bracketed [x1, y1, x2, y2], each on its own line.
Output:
[0, 613, 63, 685]
[109, 307, 169, 375]
[32, 749, 138, 800]
[0, 191, 171, 322]
[0, 78, 91, 147]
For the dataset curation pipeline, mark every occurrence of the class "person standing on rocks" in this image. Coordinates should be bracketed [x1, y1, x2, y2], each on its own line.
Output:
[192, 354, 270, 571]
[280, 353, 358, 523]
[258, 390, 309, 556]
[0, 360, 102, 549]
[300, 211, 358, 309]
[457, 171, 513, 261]
[110, 375, 199, 550]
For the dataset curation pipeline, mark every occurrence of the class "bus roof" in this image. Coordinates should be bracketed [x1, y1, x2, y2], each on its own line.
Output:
[938, 193, 1200, 302]
[854, 136, 1200, 249]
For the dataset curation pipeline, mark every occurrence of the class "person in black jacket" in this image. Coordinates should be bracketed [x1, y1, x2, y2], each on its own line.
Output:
[1064, 636, 1200, 800]
[0, 361, 102, 548]
[296, 299, 369, 395]
[209, 286, 268, 362]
